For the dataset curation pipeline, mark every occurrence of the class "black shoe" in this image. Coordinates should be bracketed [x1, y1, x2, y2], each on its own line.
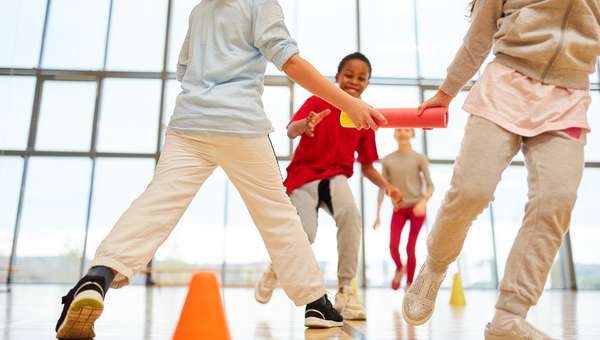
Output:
[304, 295, 344, 328]
[55, 275, 107, 339]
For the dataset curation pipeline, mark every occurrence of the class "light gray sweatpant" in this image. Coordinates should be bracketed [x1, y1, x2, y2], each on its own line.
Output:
[264, 175, 362, 287]
[92, 131, 326, 306]
[426, 115, 585, 317]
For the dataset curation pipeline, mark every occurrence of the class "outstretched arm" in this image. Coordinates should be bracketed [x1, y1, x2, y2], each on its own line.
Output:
[362, 163, 403, 213]
[282, 55, 385, 130]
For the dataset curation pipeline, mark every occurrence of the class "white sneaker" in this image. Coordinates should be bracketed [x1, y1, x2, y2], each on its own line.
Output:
[484, 310, 553, 340]
[402, 263, 446, 325]
[334, 286, 367, 320]
[254, 265, 278, 304]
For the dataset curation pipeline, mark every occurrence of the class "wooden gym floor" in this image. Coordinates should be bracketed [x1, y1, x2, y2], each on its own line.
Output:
[1, 285, 599, 339]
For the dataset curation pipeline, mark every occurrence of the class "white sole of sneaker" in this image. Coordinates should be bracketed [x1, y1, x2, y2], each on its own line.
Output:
[484, 327, 553, 340]
[254, 287, 272, 304]
[484, 329, 510, 340]
[341, 308, 367, 321]
[304, 317, 344, 328]
[56, 290, 104, 339]
[401, 301, 431, 326]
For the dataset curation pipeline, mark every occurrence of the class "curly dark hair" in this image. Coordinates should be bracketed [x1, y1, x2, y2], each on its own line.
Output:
[337, 52, 372, 78]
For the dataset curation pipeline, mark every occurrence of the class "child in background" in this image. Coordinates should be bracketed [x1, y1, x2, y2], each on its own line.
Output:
[402, 1, 599, 339]
[373, 128, 433, 290]
[255, 52, 403, 320]
[55, 1, 388, 338]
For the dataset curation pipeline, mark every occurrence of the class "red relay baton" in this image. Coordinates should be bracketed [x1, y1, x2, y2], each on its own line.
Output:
[340, 107, 448, 129]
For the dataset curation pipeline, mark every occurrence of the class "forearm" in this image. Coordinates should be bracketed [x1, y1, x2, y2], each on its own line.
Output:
[419, 190, 433, 204]
[287, 119, 307, 139]
[283, 54, 355, 111]
[376, 183, 385, 216]
[362, 165, 389, 190]
[440, 0, 503, 97]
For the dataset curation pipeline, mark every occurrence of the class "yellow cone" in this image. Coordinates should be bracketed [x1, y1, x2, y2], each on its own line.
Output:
[449, 272, 466, 306]
[351, 279, 358, 296]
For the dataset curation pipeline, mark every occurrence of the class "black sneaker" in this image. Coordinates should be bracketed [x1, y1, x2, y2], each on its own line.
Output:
[304, 295, 344, 328]
[55, 275, 107, 339]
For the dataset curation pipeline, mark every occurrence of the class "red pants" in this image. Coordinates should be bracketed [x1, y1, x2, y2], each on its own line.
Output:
[389, 206, 426, 284]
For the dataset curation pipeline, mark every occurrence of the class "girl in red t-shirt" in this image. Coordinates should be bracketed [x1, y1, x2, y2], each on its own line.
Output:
[255, 52, 403, 321]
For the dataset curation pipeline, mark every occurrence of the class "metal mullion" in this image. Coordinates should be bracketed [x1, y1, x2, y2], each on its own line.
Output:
[412, 0, 422, 82]
[419, 87, 428, 156]
[26, 77, 45, 151]
[37, 0, 52, 69]
[5, 1, 53, 279]
[5, 71, 46, 284]
[79, 77, 104, 277]
[6, 158, 30, 285]
[0, 68, 163, 79]
[488, 204, 500, 289]
[146, 0, 174, 287]
[156, 0, 173, 155]
[356, 0, 361, 52]
[79, 160, 97, 278]
[0, 150, 157, 158]
[288, 81, 295, 158]
[0, 69, 37, 76]
[43, 70, 163, 79]
[359, 173, 366, 289]
[222, 181, 230, 288]
[356, 0, 366, 288]
[561, 231, 578, 290]
[102, 0, 114, 70]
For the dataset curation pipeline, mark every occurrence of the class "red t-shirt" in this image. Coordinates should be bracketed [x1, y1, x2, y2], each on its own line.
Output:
[283, 96, 379, 193]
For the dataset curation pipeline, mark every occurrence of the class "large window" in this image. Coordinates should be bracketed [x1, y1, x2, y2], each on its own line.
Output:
[97, 79, 161, 153]
[416, 0, 470, 79]
[13, 158, 92, 283]
[85, 159, 155, 264]
[154, 168, 227, 285]
[359, 0, 418, 78]
[105, 0, 168, 71]
[0, 76, 35, 150]
[42, 0, 110, 70]
[288, 0, 357, 76]
[362, 85, 421, 156]
[168, 0, 199, 73]
[263, 86, 292, 157]
[35, 81, 97, 152]
[0, 157, 23, 282]
[570, 169, 600, 289]
[584, 91, 600, 162]
[1, 0, 599, 290]
[0, 0, 47, 68]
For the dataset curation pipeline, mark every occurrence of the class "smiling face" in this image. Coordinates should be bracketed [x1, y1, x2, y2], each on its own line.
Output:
[335, 58, 370, 98]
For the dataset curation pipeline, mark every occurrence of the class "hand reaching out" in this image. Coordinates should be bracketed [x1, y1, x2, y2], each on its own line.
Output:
[373, 215, 381, 230]
[304, 109, 331, 137]
[413, 201, 427, 217]
[418, 90, 453, 116]
[343, 97, 387, 130]
[385, 185, 403, 212]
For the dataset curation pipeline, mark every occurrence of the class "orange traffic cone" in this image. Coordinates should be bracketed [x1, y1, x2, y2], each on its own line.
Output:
[173, 271, 230, 340]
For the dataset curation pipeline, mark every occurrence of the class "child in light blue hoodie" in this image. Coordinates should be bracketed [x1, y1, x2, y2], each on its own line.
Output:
[55, 1, 386, 338]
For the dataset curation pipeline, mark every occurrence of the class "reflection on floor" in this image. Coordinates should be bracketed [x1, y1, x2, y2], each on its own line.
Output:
[1, 284, 599, 339]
